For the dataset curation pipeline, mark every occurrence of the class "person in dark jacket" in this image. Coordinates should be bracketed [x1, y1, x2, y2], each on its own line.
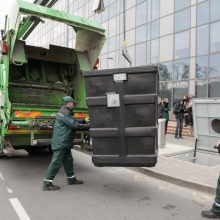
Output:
[158, 97, 165, 119]
[43, 96, 89, 191]
[162, 98, 170, 135]
[173, 99, 186, 139]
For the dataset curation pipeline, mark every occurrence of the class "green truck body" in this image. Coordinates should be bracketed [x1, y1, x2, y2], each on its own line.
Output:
[0, 0, 105, 155]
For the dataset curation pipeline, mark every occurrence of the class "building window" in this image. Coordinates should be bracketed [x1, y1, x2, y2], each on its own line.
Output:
[160, 35, 173, 62]
[126, 7, 136, 31]
[108, 17, 117, 38]
[173, 81, 189, 102]
[151, 20, 160, 39]
[137, 0, 145, 4]
[109, 2, 117, 19]
[151, 39, 159, 64]
[197, 1, 209, 26]
[175, 31, 190, 59]
[209, 53, 220, 78]
[126, 29, 135, 46]
[196, 80, 208, 97]
[210, 21, 220, 53]
[136, 2, 147, 26]
[209, 79, 220, 97]
[196, 56, 209, 79]
[159, 82, 173, 104]
[159, 62, 173, 81]
[126, 0, 136, 10]
[160, 15, 173, 37]
[136, 25, 147, 44]
[175, 0, 190, 11]
[135, 42, 146, 66]
[175, 8, 190, 32]
[197, 25, 209, 55]
[211, 0, 220, 22]
[174, 59, 190, 80]
[151, 0, 160, 21]
[101, 6, 108, 22]
[108, 36, 117, 52]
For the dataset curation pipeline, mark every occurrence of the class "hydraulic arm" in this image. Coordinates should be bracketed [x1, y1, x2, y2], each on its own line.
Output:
[17, 0, 58, 40]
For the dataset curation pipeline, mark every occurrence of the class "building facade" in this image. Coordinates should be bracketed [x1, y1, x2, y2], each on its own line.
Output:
[27, 0, 220, 106]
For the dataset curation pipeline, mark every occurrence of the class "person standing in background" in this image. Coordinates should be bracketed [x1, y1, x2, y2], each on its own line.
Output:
[173, 99, 186, 139]
[162, 98, 170, 135]
[158, 97, 165, 119]
[187, 96, 193, 135]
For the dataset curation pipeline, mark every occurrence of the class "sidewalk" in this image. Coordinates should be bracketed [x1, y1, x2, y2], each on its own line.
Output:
[134, 134, 220, 195]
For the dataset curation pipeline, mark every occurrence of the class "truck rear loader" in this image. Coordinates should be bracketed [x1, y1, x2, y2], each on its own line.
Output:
[0, 0, 105, 156]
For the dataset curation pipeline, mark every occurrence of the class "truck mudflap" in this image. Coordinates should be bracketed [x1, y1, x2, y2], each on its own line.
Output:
[3, 139, 28, 157]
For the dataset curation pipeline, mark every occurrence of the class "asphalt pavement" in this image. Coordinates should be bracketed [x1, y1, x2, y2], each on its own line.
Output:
[0, 149, 215, 220]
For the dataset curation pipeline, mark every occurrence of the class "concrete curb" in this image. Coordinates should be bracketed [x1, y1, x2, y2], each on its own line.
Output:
[73, 146, 216, 195]
[129, 167, 216, 195]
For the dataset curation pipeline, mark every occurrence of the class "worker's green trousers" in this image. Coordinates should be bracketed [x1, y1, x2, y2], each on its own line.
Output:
[44, 149, 75, 181]
[212, 175, 220, 214]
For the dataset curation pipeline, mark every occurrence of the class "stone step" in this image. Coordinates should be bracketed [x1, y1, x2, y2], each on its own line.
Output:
[167, 121, 193, 137]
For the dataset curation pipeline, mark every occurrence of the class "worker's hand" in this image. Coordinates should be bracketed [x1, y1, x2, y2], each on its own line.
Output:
[77, 124, 90, 131]
[85, 117, 90, 123]
[84, 124, 90, 130]
[214, 142, 220, 154]
[215, 142, 220, 148]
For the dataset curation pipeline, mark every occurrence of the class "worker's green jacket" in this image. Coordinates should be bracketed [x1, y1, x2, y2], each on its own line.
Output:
[51, 106, 87, 151]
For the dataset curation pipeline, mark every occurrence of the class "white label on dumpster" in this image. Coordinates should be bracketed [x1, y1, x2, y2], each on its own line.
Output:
[113, 73, 127, 82]
[106, 92, 120, 107]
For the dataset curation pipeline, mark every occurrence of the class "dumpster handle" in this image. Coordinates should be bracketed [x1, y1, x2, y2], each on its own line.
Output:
[12, 61, 23, 66]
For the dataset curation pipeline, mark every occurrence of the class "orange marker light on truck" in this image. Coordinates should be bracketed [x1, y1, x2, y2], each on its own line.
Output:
[15, 111, 42, 118]
[74, 113, 89, 118]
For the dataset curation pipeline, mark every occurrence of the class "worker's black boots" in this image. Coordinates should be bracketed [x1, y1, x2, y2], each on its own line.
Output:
[202, 210, 220, 219]
[43, 182, 60, 191]
[67, 178, 84, 185]
[42, 178, 83, 190]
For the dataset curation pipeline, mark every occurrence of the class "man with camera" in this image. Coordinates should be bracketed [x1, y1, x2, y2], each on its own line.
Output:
[202, 142, 220, 218]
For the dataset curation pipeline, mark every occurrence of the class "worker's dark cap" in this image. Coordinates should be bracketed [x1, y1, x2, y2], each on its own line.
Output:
[62, 96, 77, 103]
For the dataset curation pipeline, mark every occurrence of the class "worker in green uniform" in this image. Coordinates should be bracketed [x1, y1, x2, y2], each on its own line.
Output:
[43, 96, 90, 191]
[202, 141, 220, 218]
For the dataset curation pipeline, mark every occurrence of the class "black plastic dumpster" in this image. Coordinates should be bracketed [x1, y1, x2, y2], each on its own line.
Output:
[83, 66, 158, 167]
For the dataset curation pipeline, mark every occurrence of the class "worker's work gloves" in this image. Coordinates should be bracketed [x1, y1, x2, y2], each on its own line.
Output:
[77, 123, 90, 131]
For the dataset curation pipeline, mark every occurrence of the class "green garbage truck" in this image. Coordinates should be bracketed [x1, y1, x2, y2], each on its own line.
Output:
[0, 0, 105, 156]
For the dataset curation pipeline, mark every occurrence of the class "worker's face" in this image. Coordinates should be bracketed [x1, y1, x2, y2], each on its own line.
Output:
[66, 101, 75, 110]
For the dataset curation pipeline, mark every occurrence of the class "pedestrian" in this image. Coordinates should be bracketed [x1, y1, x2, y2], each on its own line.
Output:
[158, 97, 165, 119]
[183, 95, 189, 127]
[162, 98, 170, 135]
[202, 142, 220, 218]
[43, 96, 90, 191]
[173, 99, 186, 139]
[187, 97, 193, 135]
